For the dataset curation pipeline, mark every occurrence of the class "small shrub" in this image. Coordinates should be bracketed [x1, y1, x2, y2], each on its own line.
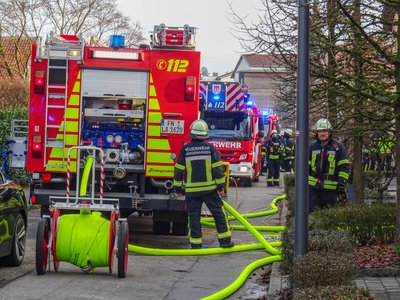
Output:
[309, 204, 396, 245]
[283, 174, 295, 218]
[294, 284, 371, 300]
[281, 228, 353, 275]
[292, 251, 355, 289]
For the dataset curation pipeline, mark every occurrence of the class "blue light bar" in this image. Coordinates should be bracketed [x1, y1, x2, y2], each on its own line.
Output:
[262, 111, 269, 116]
[213, 95, 220, 100]
[110, 35, 125, 48]
[246, 100, 253, 107]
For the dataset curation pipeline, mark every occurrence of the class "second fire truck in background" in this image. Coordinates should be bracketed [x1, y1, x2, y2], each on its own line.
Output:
[200, 81, 264, 187]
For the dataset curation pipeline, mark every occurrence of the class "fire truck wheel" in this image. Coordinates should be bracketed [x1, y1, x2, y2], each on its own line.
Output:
[244, 178, 253, 187]
[253, 175, 260, 182]
[153, 221, 171, 235]
[117, 221, 129, 278]
[35, 218, 49, 275]
[172, 222, 188, 236]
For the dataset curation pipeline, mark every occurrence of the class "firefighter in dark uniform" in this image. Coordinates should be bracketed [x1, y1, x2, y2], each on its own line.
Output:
[308, 118, 350, 213]
[173, 120, 234, 249]
[282, 129, 295, 172]
[265, 130, 283, 187]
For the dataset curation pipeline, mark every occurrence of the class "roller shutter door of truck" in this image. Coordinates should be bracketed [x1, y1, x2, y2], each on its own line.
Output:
[81, 69, 148, 99]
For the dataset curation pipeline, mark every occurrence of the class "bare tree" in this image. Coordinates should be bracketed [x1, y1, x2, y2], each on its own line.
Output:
[0, 0, 145, 80]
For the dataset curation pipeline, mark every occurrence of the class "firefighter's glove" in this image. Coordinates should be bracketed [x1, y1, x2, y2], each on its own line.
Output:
[174, 187, 182, 195]
[217, 185, 225, 196]
[337, 183, 346, 193]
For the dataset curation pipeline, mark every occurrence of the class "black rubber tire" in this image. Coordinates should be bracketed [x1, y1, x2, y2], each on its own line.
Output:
[153, 221, 171, 235]
[172, 222, 189, 236]
[4, 214, 26, 266]
[244, 178, 253, 187]
[117, 221, 129, 278]
[35, 218, 49, 275]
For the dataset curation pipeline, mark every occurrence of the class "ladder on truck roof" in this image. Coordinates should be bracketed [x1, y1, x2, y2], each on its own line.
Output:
[43, 33, 84, 168]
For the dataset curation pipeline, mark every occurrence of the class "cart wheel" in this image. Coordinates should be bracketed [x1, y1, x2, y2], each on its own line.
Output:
[35, 218, 49, 275]
[108, 211, 116, 274]
[51, 208, 60, 272]
[117, 221, 129, 278]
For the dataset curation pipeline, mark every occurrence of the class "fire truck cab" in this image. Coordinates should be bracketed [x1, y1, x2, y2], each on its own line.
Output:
[28, 24, 200, 235]
[200, 81, 264, 187]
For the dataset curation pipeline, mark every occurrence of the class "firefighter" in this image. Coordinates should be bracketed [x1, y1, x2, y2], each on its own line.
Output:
[265, 129, 283, 187]
[282, 129, 295, 173]
[199, 93, 206, 119]
[308, 118, 350, 213]
[377, 135, 394, 174]
[173, 120, 234, 249]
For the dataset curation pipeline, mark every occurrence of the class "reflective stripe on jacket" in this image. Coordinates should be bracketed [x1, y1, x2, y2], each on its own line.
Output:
[283, 137, 295, 160]
[264, 138, 283, 160]
[173, 140, 225, 197]
[308, 137, 350, 191]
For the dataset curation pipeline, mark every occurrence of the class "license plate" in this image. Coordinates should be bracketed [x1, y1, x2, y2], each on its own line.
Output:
[161, 119, 184, 134]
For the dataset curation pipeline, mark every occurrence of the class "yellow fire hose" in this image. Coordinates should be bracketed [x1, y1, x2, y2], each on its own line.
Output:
[55, 212, 110, 270]
[55, 155, 110, 271]
[79, 155, 93, 197]
[128, 194, 286, 299]
[58, 156, 285, 297]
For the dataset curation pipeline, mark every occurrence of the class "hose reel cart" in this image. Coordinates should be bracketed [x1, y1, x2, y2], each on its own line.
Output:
[35, 146, 129, 278]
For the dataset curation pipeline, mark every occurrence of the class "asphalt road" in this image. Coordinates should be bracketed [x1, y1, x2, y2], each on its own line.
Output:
[0, 177, 285, 300]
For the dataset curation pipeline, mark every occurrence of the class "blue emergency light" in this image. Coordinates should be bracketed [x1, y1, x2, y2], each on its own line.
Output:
[246, 100, 253, 108]
[110, 35, 125, 48]
[213, 95, 220, 100]
[263, 109, 272, 116]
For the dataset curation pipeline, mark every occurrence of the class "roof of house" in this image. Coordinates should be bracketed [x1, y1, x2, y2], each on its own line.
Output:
[232, 53, 294, 77]
[242, 54, 283, 66]
[0, 37, 32, 79]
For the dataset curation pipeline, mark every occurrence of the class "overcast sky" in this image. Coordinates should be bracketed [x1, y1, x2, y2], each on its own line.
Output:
[116, 0, 262, 75]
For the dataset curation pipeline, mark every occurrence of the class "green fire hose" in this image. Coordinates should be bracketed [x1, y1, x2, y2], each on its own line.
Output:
[55, 155, 110, 271]
[128, 194, 286, 299]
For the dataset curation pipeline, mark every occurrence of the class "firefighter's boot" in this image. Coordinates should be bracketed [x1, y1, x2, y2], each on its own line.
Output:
[219, 237, 234, 248]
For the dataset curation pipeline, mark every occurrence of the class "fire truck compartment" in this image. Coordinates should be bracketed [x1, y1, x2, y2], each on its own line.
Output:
[81, 69, 148, 99]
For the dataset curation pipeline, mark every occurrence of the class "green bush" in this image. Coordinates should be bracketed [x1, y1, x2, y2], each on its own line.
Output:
[283, 173, 295, 218]
[294, 284, 371, 300]
[281, 228, 353, 275]
[0, 107, 28, 146]
[0, 107, 30, 186]
[292, 251, 355, 289]
[309, 204, 396, 245]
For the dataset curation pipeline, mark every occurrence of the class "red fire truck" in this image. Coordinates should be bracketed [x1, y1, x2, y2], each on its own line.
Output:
[27, 24, 200, 235]
[199, 81, 263, 187]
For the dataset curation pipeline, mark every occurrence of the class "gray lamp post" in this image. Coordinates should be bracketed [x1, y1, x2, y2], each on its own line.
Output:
[295, 0, 310, 256]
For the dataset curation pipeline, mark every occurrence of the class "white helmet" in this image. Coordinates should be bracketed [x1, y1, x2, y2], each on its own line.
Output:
[314, 118, 332, 131]
[285, 129, 293, 136]
[188, 120, 209, 140]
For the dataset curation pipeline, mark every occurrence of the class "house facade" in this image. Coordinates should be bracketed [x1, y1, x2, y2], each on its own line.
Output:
[231, 54, 291, 113]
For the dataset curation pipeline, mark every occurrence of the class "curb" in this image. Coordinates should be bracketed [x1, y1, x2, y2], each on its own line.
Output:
[267, 262, 289, 299]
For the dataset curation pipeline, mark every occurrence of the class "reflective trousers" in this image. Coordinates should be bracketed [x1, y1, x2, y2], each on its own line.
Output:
[186, 190, 230, 244]
[267, 159, 280, 187]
